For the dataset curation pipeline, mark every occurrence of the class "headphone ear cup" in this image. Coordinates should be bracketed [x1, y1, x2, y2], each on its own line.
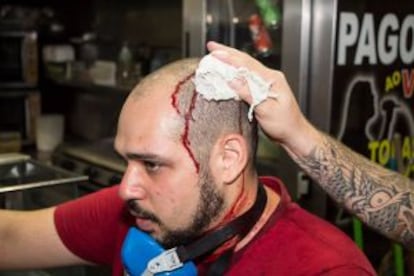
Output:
[121, 227, 197, 276]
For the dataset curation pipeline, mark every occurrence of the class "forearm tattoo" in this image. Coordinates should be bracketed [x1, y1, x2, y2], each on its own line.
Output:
[295, 133, 414, 248]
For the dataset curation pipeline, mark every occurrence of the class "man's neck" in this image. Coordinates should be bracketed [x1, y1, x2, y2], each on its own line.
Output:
[206, 179, 280, 259]
[197, 182, 280, 268]
[235, 185, 280, 250]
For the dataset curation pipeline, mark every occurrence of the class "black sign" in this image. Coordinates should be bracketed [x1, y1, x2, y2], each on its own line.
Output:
[332, 0, 414, 176]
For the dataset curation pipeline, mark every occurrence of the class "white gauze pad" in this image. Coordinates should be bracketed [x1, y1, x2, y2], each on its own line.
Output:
[193, 54, 273, 121]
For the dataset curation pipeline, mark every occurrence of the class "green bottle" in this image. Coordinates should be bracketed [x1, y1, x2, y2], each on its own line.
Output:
[255, 0, 281, 29]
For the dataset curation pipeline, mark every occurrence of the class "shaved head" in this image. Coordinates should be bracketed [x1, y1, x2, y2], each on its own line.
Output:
[129, 58, 199, 100]
[125, 58, 258, 173]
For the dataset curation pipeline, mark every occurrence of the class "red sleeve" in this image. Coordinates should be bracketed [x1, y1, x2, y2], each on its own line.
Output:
[54, 185, 132, 265]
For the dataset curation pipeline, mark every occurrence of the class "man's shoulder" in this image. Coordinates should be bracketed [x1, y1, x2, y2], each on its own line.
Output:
[230, 207, 375, 275]
[233, 177, 376, 275]
[267, 203, 358, 253]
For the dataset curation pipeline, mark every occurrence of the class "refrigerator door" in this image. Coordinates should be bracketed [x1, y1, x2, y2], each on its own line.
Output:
[182, 0, 206, 58]
[183, 0, 282, 70]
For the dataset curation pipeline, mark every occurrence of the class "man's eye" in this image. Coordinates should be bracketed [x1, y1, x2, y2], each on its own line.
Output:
[144, 161, 161, 172]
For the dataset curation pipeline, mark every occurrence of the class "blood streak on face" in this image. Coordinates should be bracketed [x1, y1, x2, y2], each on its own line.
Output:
[171, 73, 200, 173]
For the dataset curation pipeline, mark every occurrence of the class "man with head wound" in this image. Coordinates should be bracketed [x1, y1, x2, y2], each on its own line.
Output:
[0, 42, 375, 275]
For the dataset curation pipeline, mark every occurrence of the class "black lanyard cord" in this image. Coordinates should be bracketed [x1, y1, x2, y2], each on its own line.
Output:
[176, 184, 267, 271]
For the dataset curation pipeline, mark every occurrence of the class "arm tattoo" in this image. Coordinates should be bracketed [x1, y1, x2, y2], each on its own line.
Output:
[294, 133, 414, 248]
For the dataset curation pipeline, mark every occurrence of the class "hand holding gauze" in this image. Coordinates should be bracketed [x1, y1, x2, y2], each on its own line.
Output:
[193, 53, 273, 121]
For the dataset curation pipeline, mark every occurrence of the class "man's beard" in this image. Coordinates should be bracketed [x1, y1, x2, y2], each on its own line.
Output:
[127, 167, 225, 249]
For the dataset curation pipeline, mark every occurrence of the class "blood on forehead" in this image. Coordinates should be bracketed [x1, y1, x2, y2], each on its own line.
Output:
[171, 73, 200, 174]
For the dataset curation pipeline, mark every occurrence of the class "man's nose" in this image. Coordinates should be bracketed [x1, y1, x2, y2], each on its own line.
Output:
[118, 164, 147, 201]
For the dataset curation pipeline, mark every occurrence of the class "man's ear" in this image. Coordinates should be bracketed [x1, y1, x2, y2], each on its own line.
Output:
[211, 134, 249, 184]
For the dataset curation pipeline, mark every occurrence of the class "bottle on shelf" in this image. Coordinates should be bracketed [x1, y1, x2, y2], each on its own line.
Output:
[116, 41, 134, 87]
[254, 0, 282, 29]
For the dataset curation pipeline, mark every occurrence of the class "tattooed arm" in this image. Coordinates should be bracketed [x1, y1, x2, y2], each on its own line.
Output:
[291, 130, 414, 248]
[207, 41, 414, 248]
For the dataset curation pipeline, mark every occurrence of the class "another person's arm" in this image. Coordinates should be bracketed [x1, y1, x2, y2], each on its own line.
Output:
[206, 41, 414, 248]
[0, 208, 89, 270]
[293, 128, 414, 248]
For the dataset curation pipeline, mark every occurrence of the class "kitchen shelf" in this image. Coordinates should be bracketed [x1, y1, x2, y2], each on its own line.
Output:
[45, 77, 133, 96]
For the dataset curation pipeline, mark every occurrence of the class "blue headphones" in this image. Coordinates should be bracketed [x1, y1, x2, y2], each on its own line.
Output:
[122, 185, 267, 276]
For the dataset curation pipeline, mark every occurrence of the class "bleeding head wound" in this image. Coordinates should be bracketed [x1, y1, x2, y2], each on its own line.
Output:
[193, 54, 273, 121]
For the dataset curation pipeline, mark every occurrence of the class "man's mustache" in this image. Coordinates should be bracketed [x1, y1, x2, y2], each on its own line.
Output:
[126, 200, 160, 223]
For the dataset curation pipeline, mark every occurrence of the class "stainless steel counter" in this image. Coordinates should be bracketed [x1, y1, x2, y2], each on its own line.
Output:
[0, 153, 88, 209]
[0, 153, 108, 275]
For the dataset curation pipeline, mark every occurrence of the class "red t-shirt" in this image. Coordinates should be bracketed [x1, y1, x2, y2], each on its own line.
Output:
[54, 177, 376, 275]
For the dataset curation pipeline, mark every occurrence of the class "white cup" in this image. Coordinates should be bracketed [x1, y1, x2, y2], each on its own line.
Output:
[36, 114, 64, 152]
